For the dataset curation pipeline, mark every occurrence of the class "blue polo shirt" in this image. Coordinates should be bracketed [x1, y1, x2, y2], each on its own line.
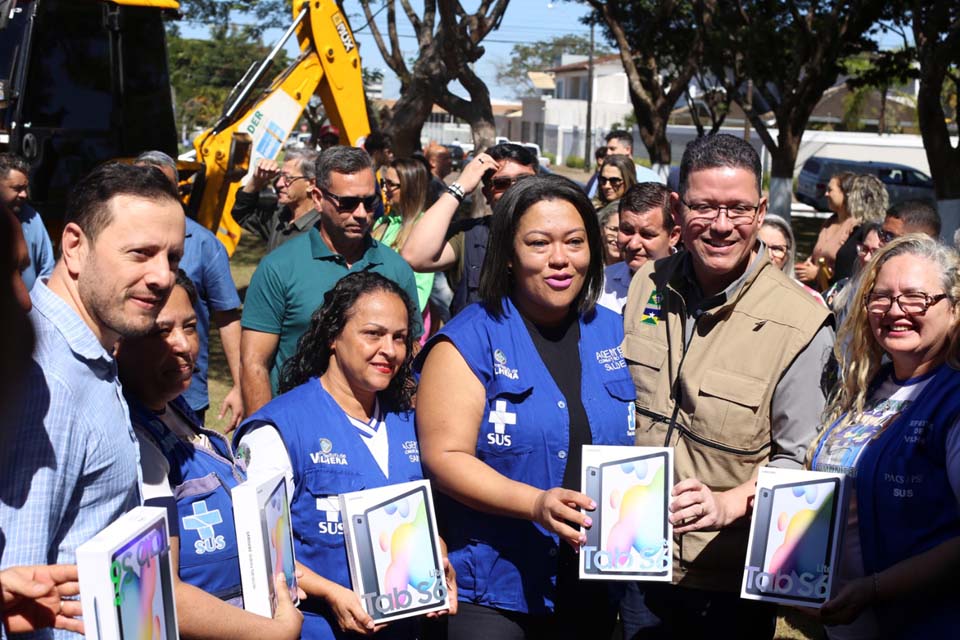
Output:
[241, 228, 421, 393]
[180, 217, 242, 412]
[17, 204, 55, 291]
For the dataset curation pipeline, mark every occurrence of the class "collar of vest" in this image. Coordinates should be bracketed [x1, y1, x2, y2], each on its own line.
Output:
[652, 249, 775, 317]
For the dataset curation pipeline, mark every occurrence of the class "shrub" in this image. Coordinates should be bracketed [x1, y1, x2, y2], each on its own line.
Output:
[565, 155, 585, 169]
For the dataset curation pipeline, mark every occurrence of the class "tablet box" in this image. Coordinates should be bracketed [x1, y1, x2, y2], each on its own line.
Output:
[579, 445, 673, 581]
[76, 506, 179, 640]
[340, 480, 449, 623]
[232, 473, 299, 617]
[741, 467, 846, 607]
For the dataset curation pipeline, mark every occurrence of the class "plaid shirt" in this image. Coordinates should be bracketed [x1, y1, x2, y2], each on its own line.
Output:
[0, 281, 141, 639]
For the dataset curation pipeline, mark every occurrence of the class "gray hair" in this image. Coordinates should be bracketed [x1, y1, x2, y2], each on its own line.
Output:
[598, 201, 619, 228]
[846, 174, 888, 224]
[314, 146, 373, 191]
[760, 214, 796, 275]
[134, 150, 179, 184]
[284, 148, 319, 181]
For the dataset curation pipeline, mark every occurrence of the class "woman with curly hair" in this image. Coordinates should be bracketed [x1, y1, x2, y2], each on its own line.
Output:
[234, 271, 455, 639]
[809, 235, 960, 638]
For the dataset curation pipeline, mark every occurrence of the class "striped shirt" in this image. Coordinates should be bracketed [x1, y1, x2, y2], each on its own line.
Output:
[0, 281, 141, 640]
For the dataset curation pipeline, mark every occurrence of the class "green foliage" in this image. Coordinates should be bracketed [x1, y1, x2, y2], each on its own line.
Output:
[543, 151, 557, 164]
[566, 155, 586, 168]
[167, 25, 286, 133]
[176, 0, 291, 38]
[495, 33, 610, 98]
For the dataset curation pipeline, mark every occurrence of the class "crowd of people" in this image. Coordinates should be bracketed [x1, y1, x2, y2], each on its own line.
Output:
[1, 127, 959, 640]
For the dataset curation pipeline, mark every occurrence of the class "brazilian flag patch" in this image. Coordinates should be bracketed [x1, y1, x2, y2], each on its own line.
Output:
[640, 290, 662, 325]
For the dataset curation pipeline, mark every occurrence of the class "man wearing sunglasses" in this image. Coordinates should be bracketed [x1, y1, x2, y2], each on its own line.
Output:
[232, 150, 321, 253]
[401, 142, 538, 316]
[240, 146, 421, 415]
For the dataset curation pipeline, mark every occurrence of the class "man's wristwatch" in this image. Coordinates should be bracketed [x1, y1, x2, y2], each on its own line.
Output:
[446, 182, 465, 202]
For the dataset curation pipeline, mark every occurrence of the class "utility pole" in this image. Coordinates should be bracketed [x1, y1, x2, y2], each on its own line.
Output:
[584, 21, 594, 171]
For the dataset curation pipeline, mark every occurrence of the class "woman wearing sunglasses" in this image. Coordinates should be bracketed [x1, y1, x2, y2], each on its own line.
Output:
[373, 158, 436, 342]
[595, 155, 637, 265]
[809, 235, 960, 638]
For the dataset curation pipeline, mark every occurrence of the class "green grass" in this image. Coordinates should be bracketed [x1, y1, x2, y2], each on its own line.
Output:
[202, 193, 824, 640]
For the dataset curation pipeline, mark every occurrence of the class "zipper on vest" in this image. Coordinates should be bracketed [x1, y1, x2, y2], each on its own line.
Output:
[673, 421, 772, 456]
[635, 406, 670, 423]
[663, 295, 696, 448]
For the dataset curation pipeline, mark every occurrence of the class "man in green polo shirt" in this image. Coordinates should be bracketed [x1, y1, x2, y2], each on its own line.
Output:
[240, 146, 421, 415]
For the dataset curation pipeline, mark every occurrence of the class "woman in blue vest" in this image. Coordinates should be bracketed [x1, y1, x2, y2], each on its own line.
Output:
[810, 235, 960, 638]
[118, 270, 303, 640]
[233, 271, 455, 640]
[415, 174, 636, 639]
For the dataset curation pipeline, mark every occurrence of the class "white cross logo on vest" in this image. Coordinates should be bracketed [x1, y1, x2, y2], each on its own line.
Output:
[317, 497, 344, 535]
[487, 400, 517, 447]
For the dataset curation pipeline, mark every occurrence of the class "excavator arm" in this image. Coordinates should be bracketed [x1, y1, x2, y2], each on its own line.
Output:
[189, 0, 370, 254]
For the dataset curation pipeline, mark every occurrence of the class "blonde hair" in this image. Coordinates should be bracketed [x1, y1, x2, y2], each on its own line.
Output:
[846, 174, 889, 224]
[373, 158, 429, 249]
[827, 234, 960, 425]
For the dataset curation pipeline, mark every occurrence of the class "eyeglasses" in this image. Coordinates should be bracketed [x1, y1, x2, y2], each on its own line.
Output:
[488, 174, 531, 192]
[865, 291, 948, 316]
[598, 176, 624, 187]
[857, 243, 880, 258]
[682, 200, 761, 224]
[276, 173, 309, 185]
[878, 228, 898, 245]
[766, 244, 788, 258]
[382, 179, 401, 190]
[321, 188, 381, 213]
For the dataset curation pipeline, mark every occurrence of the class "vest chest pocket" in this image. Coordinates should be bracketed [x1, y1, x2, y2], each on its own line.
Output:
[300, 468, 364, 545]
[623, 333, 667, 408]
[695, 369, 769, 452]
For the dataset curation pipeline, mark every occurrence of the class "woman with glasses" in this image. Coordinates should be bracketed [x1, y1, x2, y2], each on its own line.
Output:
[758, 214, 826, 305]
[808, 235, 960, 638]
[595, 153, 636, 208]
[373, 158, 436, 341]
[598, 205, 621, 266]
[415, 175, 635, 639]
[795, 171, 858, 290]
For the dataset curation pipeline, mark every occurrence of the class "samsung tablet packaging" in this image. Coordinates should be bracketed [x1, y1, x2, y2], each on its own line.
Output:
[232, 473, 299, 617]
[340, 480, 449, 623]
[741, 467, 845, 607]
[76, 506, 179, 640]
[580, 445, 673, 581]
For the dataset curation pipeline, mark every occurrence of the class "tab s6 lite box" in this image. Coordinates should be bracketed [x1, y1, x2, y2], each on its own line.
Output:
[232, 473, 299, 617]
[580, 446, 673, 581]
[77, 506, 179, 640]
[741, 467, 845, 607]
[340, 480, 449, 623]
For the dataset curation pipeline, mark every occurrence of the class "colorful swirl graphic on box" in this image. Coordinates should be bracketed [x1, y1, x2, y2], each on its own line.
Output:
[764, 483, 834, 581]
[601, 458, 667, 571]
[266, 485, 296, 592]
[111, 524, 169, 640]
[367, 493, 440, 599]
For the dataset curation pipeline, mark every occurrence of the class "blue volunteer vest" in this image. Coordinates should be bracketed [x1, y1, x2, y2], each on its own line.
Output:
[416, 298, 636, 614]
[129, 395, 246, 603]
[235, 379, 424, 640]
[814, 364, 960, 637]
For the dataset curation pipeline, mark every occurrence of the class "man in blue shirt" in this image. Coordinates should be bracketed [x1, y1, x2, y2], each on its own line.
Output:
[0, 163, 185, 640]
[0, 153, 55, 290]
[135, 151, 244, 429]
[240, 146, 420, 415]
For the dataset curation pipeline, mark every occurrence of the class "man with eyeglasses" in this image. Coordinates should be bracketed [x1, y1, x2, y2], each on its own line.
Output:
[240, 146, 421, 415]
[879, 199, 941, 247]
[232, 150, 321, 253]
[620, 134, 834, 639]
[401, 142, 538, 316]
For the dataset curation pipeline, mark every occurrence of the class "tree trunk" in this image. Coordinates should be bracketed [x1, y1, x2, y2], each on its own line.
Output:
[769, 138, 799, 220]
[382, 79, 435, 157]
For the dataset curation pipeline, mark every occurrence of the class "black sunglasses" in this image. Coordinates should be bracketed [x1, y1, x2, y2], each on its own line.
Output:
[488, 174, 532, 191]
[598, 176, 624, 186]
[321, 188, 380, 213]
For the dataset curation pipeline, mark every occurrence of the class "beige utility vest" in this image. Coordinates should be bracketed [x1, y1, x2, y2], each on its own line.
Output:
[622, 252, 829, 591]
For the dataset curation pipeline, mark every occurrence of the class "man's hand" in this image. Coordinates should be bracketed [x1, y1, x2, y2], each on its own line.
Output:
[669, 478, 735, 534]
[218, 385, 244, 433]
[325, 582, 382, 636]
[246, 159, 281, 193]
[1, 565, 84, 634]
[456, 153, 497, 194]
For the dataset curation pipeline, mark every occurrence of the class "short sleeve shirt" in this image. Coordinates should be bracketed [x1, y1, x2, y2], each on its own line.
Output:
[241, 228, 422, 393]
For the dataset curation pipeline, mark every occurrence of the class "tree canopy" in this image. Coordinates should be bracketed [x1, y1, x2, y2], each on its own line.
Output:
[495, 34, 610, 99]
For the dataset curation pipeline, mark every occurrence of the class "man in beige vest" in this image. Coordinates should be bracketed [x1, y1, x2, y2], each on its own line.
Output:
[620, 134, 834, 639]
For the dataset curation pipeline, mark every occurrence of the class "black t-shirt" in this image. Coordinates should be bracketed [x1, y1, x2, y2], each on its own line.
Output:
[521, 312, 592, 492]
[833, 224, 864, 285]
